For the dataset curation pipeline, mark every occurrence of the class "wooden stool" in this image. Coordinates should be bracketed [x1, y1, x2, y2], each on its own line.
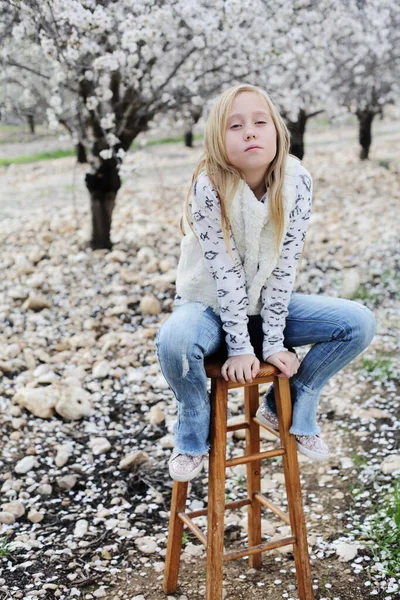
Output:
[163, 358, 314, 600]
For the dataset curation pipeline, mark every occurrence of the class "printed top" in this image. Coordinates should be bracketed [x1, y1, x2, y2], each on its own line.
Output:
[174, 169, 313, 360]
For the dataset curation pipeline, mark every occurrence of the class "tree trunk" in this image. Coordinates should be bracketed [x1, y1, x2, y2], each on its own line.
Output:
[184, 128, 193, 148]
[286, 109, 308, 160]
[85, 159, 121, 249]
[27, 114, 35, 134]
[356, 108, 375, 160]
[76, 142, 88, 164]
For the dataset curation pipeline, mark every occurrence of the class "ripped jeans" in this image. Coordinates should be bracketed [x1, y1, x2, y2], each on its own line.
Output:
[155, 293, 376, 455]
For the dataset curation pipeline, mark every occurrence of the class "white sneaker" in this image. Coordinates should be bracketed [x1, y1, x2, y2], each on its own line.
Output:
[255, 403, 279, 431]
[168, 450, 206, 482]
[296, 435, 330, 461]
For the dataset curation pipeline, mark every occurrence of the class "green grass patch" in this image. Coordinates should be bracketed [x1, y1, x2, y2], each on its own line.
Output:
[360, 480, 400, 578]
[0, 133, 204, 166]
[0, 536, 10, 557]
[360, 356, 397, 382]
[0, 148, 75, 166]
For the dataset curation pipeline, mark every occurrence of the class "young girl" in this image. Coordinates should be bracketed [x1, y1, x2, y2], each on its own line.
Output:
[156, 84, 376, 482]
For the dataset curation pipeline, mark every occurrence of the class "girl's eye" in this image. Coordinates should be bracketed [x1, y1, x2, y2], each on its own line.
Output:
[230, 121, 267, 129]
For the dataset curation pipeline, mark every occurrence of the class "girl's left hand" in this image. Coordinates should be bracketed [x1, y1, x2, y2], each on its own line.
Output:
[266, 350, 300, 378]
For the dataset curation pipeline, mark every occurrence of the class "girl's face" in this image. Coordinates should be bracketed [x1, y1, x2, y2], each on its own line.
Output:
[224, 91, 277, 175]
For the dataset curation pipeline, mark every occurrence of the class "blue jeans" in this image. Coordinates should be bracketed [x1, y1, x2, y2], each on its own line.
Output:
[155, 293, 376, 455]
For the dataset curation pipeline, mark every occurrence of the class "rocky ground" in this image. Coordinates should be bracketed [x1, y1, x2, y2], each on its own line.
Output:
[0, 121, 399, 600]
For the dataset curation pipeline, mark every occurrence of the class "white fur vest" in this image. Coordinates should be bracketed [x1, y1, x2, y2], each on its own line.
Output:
[175, 155, 300, 315]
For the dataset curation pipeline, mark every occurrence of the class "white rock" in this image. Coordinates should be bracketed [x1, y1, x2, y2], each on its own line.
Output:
[135, 536, 158, 554]
[340, 457, 354, 469]
[93, 587, 107, 598]
[380, 455, 400, 475]
[89, 437, 111, 455]
[55, 443, 75, 467]
[22, 293, 51, 311]
[55, 385, 94, 420]
[13, 387, 57, 419]
[184, 543, 204, 557]
[15, 455, 35, 474]
[57, 475, 78, 490]
[0, 511, 16, 524]
[140, 295, 161, 315]
[1, 500, 25, 518]
[119, 451, 149, 469]
[336, 541, 358, 562]
[152, 374, 169, 390]
[74, 519, 88, 538]
[28, 510, 44, 523]
[149, 405, 165, 425]
[92, 360, 111, 378]
[159, 434, 174, 449]
[37, 483, 52, 495]
[340, 268, 361, 299]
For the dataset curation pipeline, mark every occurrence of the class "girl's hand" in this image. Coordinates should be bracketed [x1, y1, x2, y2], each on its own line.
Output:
[266, 350, 300, 378]
[221, 354, 260, 384]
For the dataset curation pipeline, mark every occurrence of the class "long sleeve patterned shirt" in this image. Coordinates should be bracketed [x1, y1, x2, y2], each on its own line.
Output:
[174, 169, 313, 360]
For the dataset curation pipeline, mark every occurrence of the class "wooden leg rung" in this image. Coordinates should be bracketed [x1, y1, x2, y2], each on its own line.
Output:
[178, 512, 207, 546]
[253, 416, 280, 438]
[226, 448, 285, 468]
[254, 492, 291, 526]
[224, 535, 296, 562]
[187, 497, 251, 519]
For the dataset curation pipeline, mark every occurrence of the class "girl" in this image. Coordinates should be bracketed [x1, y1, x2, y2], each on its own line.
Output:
[156, 84, 376, 482]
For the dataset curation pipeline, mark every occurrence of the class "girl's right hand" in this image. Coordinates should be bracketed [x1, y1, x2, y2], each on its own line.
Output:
[221, 354, 260, 384]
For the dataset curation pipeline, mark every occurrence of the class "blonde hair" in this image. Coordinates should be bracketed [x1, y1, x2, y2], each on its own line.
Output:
[182, 83, 292, 256]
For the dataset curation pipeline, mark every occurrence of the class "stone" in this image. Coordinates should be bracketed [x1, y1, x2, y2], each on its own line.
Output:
[340, 268, 361, 299]
[37, 484, 52, 495]
[89, 437, 111, 455]
[119, 451, 149, 470]
[0, 511, 16, 524]
[15, 456, 35, 474]
[380, 455, 400, 475]
[55, 385, 94, 420]
[22, 293, 51, 311]
[140, 295, 161, 315]
[55, 443, 74, 467]
[184, 544, 204, 557]
[336, 541, 358, 562]
[92, 360, 111, 378]
[135, 536, 158, 554]
[28, 510, 44, 523]
[13, 387, 57, 419]
[74, 519, 88, 538]
[57, 475, 78, 490]
[159, 434, 174, 449]
[149, 405, 165, 425]
[1, 500, 25, 518]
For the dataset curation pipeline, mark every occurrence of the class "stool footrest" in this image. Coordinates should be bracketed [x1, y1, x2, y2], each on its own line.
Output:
[227, 420, 249, 433]
[187, 497, 251, 519]
[224, 535, 296, 562]
[254, 492, 291, 525]
[226, 447, 285, 468]
[177, 511, 207, 546]
[253, 416, 280, 438]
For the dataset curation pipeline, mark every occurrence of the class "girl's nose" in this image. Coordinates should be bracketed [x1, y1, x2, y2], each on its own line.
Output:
[245, 129, 256, 140]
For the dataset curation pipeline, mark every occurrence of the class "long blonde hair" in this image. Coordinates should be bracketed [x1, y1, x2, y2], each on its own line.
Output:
[182, 84, 291, 256]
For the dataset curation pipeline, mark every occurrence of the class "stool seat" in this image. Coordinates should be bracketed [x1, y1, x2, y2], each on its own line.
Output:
[163, 356, 314, 600]
[205, 357, 278, 382]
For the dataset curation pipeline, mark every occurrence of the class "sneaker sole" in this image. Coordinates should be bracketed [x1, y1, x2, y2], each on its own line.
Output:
[296, 440, 330, 461]
[168, 458, 205, 482]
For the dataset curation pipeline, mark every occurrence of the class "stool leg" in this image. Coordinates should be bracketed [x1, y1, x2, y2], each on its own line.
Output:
[275, 377, 314, 600]
[244, 383, 262, 568]
[206, 377, 228, 600]
[163, 480, 189, 594]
